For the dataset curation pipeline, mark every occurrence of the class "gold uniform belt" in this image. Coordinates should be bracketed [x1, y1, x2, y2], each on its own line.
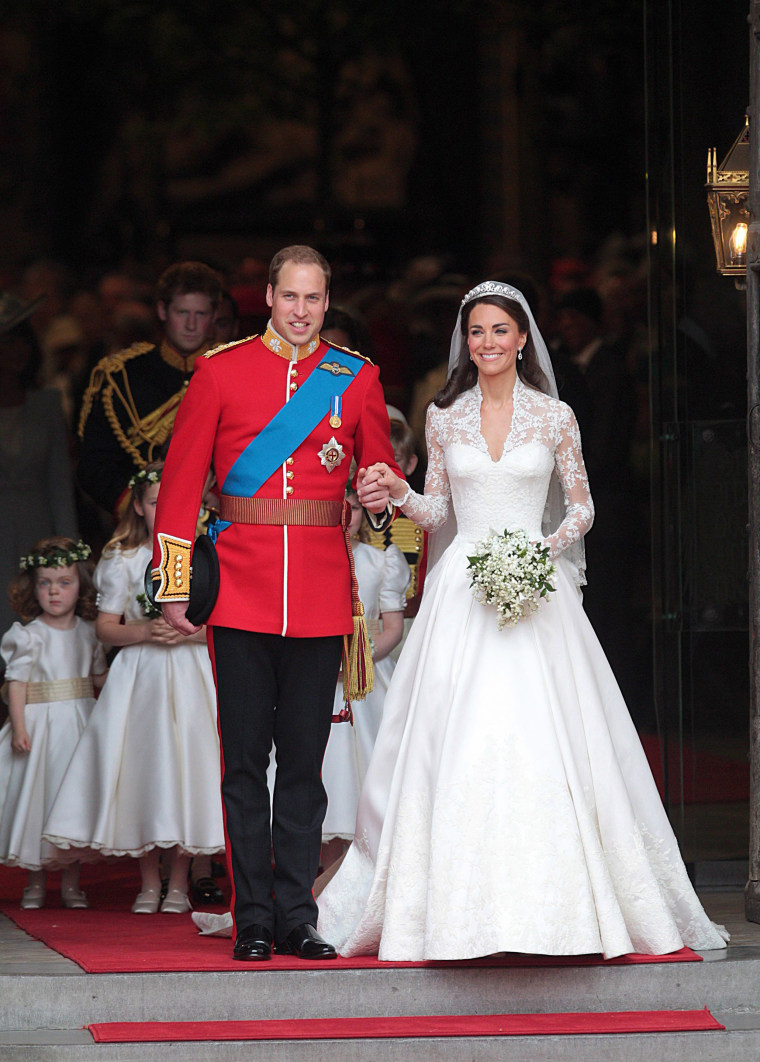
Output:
[26, 677, 95, 703]
[219, 496, 343, 526]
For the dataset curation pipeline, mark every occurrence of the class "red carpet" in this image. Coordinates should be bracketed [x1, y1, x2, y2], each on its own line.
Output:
[88, 1009, 724, 1042]
[640, 733, 749, 804]
[0, 862, 702, 973]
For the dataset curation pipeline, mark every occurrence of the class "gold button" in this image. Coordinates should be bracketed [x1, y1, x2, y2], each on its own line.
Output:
[286, 457, 294, 466]
[290, 367, 298, 378]
[287, 470, 294, 480]
[286, 485, 294, 495]
[290, 382, 298, 392]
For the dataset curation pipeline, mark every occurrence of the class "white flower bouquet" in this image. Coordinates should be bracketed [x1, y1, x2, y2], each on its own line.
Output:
[136, 592, 162, 620]
[467, 528, 556, 629]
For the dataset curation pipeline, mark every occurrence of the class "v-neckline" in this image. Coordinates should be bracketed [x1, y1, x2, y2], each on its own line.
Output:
[476, 378, 520, 463]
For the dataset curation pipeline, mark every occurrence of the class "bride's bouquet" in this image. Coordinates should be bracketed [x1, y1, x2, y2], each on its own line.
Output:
[467, 528, 556, 629]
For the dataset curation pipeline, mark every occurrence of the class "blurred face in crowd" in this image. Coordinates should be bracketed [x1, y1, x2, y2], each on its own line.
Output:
[321, 326, 352, 349]
[158, 293, 215, 355]
[347, 493, 363, 538]
[133, 481, 161, 539]
[211, 296, 239, 346]
[266, 262, 329, 348]
[556, 308, 598, 356]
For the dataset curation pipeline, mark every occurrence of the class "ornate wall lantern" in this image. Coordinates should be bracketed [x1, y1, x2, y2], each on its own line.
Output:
[706, 115, 750, 284]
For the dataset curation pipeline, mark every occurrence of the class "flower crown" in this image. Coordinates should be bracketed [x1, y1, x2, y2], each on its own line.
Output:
[128, 468, 162, 491]
[20, 541, 92, 572]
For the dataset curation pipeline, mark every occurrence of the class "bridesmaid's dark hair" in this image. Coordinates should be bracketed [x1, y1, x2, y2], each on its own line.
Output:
[434, 295, 550, 409]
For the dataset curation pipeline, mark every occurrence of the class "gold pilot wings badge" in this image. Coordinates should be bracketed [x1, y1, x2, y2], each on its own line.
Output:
[318, 361, 355, 377]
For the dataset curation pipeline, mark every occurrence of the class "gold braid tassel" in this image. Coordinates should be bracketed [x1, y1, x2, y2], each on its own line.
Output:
[338, 499, 375, 720]
[342, 599, 375, 703]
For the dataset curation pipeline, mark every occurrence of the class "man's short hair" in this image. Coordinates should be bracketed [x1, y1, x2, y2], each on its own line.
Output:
[269, 246, 331, 291]
[155, 262, 224, 309]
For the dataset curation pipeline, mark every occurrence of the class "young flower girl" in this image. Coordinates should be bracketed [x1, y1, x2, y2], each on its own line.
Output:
[0, 537, 106, 908]
[43, 463, 225, 913]
[318, 488, 410, 871]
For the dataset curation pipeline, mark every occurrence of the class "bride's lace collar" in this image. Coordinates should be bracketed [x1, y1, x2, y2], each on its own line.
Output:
[465, 374, 526, 412]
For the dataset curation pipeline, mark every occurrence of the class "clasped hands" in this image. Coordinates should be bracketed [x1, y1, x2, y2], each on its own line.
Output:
[163, 464, 405, 637]
[357, 463, 407, 504]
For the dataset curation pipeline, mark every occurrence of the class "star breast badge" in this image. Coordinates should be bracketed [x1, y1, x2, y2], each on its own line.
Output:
[318, 436, 346, 473]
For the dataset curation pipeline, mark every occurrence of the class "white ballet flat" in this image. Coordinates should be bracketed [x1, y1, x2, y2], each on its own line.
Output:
[192, 910, 233, 937]
[160, 889, 192, 914]
[61, 886, 88, 909]
[20, 884, 46, 910]
[131, 888, 161, 914]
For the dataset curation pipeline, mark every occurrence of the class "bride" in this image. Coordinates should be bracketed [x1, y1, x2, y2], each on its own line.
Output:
[316, 280, 728, 962]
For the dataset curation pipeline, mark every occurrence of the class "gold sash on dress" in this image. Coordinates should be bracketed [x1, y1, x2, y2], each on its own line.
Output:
[25, 677, 94, 703]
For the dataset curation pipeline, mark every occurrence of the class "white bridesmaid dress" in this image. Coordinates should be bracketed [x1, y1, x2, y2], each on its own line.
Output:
[0, 617, 105, 869]
[44, 544, 225, 861]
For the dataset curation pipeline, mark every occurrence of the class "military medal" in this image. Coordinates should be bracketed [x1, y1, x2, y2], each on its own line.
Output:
[329, 395, 342, 429]
[318, 436, 345, 473]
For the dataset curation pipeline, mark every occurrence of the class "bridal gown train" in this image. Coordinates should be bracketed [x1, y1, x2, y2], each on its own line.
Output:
[317, 378, 728, 961]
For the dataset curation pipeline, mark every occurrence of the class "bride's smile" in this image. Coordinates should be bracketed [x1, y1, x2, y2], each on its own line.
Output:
[467, 303, 526, 376]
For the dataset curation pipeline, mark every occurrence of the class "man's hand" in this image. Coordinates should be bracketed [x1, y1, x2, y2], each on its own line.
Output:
[356, 466, 391, 513]
[161, 600, 202, 637]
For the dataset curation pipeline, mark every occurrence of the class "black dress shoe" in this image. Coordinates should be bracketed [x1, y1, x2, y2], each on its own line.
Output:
[189, 876, 225, 905]
[277, 923, 337, 960]
[233, 924, 273, 961]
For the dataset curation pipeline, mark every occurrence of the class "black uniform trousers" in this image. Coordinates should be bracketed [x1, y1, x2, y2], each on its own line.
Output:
[210, 627, 342, 941]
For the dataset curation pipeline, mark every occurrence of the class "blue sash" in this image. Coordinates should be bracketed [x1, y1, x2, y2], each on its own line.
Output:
[209, 346, 364, 540]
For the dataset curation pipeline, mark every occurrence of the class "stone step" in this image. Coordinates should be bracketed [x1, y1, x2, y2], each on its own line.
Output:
[1, 891, 757, 1060]
[0, 1021, 759, 1062]
[3, 950, 760, 1029]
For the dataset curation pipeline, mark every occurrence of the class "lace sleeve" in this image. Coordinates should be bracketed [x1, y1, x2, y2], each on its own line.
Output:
[544, 403, 594, 560]
[397, 405, 451, 532]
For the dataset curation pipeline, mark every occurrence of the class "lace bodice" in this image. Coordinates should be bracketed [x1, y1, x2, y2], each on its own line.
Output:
[400, 378, 593, 557]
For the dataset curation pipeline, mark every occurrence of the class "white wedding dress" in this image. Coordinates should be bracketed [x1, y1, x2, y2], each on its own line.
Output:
[317, 378, 728, 961]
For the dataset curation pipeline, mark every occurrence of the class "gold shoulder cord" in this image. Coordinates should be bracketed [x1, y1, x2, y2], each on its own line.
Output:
[77, 343, 153, 441]
[78, 343, 186, 468]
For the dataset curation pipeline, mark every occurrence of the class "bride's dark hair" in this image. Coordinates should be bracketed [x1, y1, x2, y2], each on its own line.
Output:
[434, 295, 550, 409]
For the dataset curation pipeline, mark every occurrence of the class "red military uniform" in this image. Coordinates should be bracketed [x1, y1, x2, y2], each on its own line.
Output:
[153, 325, 402, 632]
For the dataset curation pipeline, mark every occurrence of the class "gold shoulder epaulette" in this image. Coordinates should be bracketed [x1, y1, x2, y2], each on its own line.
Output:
[77, 342, 156, 439]
[326, 340, 374, 366]
[204, 334, 259, 358]
[97, 341, 154, 375]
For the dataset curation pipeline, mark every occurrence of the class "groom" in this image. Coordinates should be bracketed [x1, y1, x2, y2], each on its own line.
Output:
[152, 245, 402, 960]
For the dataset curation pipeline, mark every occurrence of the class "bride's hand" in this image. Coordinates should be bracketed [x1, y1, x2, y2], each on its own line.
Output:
[362, 462, 407, 501]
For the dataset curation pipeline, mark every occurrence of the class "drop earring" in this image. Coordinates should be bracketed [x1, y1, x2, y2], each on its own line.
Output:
[517, 347, 523, 361]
